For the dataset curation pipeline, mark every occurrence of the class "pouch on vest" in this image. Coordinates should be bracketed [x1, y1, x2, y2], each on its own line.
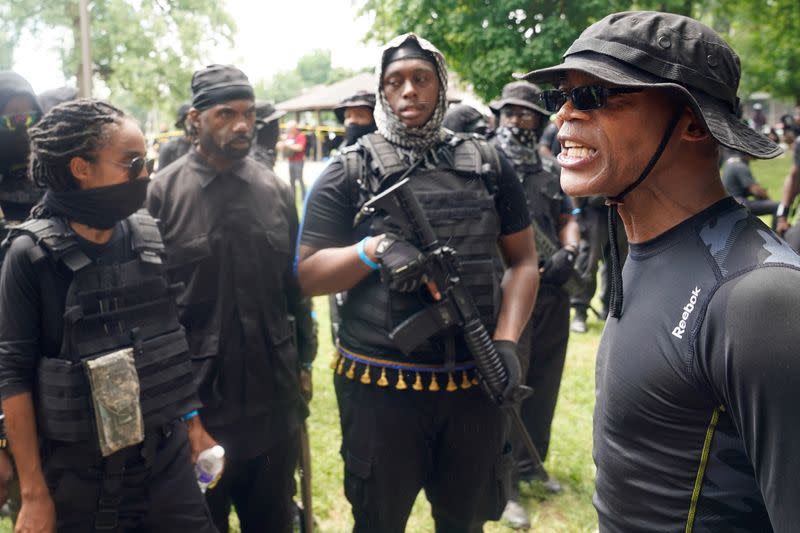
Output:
[84, 348, 144, 456]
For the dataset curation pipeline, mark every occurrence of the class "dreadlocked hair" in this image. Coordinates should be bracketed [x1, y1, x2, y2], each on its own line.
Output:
[28, 98, 125, 193]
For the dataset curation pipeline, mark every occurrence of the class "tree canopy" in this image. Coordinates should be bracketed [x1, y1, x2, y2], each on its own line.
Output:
[0, 0, 235, 115]
[256, 49, 362, 103]
[360, 0, 800, 103]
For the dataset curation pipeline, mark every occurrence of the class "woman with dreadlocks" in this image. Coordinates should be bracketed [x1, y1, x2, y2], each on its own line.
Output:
[297, 34, 539, 532]
[0, 99, 219, 532]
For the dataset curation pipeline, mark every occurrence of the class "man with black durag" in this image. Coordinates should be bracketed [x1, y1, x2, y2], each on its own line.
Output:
[158, 103, 193, 170]
[489, 80, 579, 529]
[250, 101, 286, 171]
[298, 34, 538, 532]
[147, 65, 316, 533]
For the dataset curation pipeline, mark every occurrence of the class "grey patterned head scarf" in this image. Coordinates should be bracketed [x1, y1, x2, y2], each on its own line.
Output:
[374, 34, 448, 161]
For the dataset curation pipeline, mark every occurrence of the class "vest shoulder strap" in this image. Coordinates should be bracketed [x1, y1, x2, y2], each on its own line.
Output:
[359, 133, 407, 180]
[454, 136, 500, 193]
[7, 218, 92, 272]
[127, 210, 165, 265]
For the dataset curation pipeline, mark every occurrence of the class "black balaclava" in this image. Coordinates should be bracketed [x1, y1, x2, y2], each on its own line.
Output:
[0, 72, 42, 176]
[344, 122, 376, 147]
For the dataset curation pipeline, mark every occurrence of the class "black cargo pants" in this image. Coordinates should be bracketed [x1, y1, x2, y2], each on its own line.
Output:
[334, 371, 512, 533]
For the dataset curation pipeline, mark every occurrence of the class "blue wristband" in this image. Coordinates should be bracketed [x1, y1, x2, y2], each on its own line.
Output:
[181, 410, 199, 422]
[571, 207, 582, 215]
[357, 237, 379, 270]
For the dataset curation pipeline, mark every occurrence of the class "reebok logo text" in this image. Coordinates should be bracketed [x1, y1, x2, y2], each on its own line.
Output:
[671, 287, 701, 339]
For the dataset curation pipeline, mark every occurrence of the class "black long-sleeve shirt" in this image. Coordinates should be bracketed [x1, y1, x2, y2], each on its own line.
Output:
[594, 197, 800, 532]
[0, 222, 131, 398]
[147, 149, 316, 457]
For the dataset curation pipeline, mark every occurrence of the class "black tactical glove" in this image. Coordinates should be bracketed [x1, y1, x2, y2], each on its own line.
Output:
[494, 340, 522, 404]
[541, 247, 577, 286]
[375, 234, 428, 292]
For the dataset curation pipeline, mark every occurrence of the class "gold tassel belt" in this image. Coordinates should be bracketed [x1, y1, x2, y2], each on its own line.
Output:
[331, 342, 480, 392]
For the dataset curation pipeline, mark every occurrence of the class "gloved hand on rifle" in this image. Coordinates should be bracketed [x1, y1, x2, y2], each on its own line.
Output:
[540, 247, 577, 286]
[494, 340, 523, 406]
[375, 234, 429, 292]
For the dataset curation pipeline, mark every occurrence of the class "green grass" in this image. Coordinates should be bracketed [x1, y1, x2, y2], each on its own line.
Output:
[750, 151, 793, 194]
[0, 154, 790, 533]
[303, 296, 601, 533]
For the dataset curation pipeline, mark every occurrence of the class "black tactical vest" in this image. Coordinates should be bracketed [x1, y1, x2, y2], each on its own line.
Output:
[338, 133, 503, 364]
[9, 212, 199, 444]
[491, 133, 563, 247]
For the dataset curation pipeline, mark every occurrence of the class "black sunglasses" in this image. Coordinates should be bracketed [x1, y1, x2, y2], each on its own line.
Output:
[112, 157, 155, 181]
[539, 85, 643, 113]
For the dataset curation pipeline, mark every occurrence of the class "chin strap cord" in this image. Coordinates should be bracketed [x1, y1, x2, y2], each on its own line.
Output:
[605, 112, 682, 319]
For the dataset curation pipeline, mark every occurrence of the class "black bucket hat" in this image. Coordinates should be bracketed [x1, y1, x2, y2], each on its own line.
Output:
[334, 91, 376, 124]
[255, 101, 286, 125]
[519, 10, 781, 159]
[490, 81, 548, 116]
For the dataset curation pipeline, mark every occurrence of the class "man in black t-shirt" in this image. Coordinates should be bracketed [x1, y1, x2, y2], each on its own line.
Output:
[526, 11, 798, 532]
[297, 34, 538, 532]
[489, 80, 579, 529]
[721, 151, 779, 219]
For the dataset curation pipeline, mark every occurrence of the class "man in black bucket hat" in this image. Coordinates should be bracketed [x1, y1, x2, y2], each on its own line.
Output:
[489, 80, 578, 529]
[525, 11, 800, 532]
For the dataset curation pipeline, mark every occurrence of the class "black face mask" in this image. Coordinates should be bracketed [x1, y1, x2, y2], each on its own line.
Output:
[344, 122, 376, 147]
[506, 126, 537, 147]
[43, 178, 150, 230]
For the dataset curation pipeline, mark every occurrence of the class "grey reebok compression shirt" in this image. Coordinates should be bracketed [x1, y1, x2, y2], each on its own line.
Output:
[594, 197, 800, 533]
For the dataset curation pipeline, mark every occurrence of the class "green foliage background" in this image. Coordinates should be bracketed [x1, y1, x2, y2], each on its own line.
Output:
[359, 0, 800, 103]
[254, 49, 363, 104]
[0, 0, 235, 118]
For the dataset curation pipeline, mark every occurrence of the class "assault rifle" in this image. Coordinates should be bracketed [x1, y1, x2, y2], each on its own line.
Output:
[361, 177, 548, 480]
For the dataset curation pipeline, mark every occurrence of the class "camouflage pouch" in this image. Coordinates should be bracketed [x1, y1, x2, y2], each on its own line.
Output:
[84, 348, 144, 456]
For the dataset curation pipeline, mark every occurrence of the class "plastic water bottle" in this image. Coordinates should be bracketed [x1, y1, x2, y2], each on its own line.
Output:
[196, 445, 225, 493]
